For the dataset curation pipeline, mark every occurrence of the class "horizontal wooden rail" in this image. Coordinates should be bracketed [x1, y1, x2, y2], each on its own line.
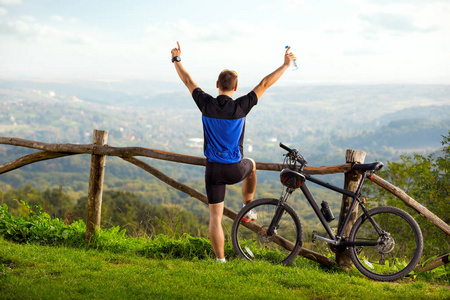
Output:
[0, 151, 74, 174]
[0, 137, 351, 175]
[416, 254, 449, 273]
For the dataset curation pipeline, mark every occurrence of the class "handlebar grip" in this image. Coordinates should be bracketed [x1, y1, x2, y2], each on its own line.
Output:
[279, 142, 292, 152]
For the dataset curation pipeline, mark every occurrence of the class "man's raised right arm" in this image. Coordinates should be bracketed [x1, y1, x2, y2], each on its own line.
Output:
[171, 41, 199, 94]
[252, 47, 296, 100]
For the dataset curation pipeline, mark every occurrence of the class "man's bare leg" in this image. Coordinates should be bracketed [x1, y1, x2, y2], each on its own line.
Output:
[209, 202, 225, 259]
[242, 158, 257, 205]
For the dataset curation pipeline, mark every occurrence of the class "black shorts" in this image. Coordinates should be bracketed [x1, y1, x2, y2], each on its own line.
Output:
[205, 158, 254, 204]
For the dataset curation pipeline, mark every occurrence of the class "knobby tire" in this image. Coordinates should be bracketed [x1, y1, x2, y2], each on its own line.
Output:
[231, 198, 303, 265]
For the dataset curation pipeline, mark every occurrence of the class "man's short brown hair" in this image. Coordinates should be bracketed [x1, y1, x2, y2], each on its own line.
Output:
[217, 70, 238, 92]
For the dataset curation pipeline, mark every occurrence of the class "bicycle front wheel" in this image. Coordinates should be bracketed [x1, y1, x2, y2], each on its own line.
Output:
[349, 206, 423, 281]
[231, 198, 303, 265]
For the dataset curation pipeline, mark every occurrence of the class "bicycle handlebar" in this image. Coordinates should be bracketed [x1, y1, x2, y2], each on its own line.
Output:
[279, 142, 308, 167]
[279, 142, 292, 152]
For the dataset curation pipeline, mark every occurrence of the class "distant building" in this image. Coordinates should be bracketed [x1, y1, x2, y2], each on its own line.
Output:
[187, 138, 203, 149]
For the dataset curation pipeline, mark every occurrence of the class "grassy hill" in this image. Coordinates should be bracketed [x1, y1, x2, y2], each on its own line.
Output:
[0, 199, 448, 299]
[1, 236, 449, 299]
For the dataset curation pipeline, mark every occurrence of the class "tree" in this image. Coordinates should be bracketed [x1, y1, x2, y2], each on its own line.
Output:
[2, 185, 74, 219]
[365, 131, 450, 256]
[75, 190, 203, 237]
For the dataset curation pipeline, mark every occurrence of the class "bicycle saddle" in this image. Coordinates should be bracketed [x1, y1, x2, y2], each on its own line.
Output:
[351, 162, 384, 173]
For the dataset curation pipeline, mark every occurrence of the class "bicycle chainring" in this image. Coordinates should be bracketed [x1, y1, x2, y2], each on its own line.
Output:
[329, 238, 347, 254]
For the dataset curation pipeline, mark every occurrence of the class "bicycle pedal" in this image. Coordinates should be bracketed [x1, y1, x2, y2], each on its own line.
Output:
[311, 230, 318, 243]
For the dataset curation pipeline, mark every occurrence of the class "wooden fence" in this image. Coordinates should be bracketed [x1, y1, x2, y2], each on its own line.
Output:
[0, 130, 448, 271]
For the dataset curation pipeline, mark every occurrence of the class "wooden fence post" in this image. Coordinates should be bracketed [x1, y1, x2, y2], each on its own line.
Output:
[336, 149, 366, 270]
[85, 129, 108, 242]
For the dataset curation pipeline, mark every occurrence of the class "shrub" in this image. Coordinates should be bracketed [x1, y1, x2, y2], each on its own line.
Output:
[0, 201, 225, 261]
[0, 202, 85, 246]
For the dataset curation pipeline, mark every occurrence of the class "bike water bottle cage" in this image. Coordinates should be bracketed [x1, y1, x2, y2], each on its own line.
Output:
[280, 169, 305, 189]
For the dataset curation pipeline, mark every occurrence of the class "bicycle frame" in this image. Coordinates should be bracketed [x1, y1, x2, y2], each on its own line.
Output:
[283, 171, 383, 247]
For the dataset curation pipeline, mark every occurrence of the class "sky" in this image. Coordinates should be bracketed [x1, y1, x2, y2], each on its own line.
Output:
[0, 0, 449, 87]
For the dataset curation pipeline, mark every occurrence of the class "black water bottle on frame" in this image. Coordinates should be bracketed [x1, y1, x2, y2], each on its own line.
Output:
[321, 201, 335, 222]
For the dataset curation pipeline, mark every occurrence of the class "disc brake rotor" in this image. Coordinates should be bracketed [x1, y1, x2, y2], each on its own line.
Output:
[377, 233, 395, 254]
[259, 227, 275, 243]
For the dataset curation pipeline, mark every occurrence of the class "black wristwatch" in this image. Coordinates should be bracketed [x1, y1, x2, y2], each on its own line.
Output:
[172, 56, 181, 63]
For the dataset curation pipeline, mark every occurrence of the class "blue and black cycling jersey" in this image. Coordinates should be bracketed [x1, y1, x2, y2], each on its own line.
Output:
[192, 88, 258, 164]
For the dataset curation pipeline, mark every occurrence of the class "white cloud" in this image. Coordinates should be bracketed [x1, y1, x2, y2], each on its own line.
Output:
[19, 15, 35, 22]
[0, 16, 95, 45]
[257, 4, 272, 11]
[0, 0, 21, 4]
[366, 0, 445, 4]
[283, 0, 306, 11]
[146, 19, 257, 45]
[51, 15, 64, 22]
[68, 17, 79, 24]
[360, 13, 438, 35]
[0, 6, 7, 16]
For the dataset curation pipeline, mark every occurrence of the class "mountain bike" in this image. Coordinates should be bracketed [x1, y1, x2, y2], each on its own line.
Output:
[231, 143, 423, 281]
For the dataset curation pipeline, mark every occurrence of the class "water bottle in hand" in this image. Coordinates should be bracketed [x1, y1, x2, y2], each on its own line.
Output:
[285, 45, 298, 71]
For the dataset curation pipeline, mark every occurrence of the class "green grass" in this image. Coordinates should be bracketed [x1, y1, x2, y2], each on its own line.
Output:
[1, 237, 449, 300]
[0, 202, 449, 299]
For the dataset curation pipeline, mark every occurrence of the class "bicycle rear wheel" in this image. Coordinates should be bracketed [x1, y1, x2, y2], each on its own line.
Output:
[231, 198, 303, 265]
[349, 206, 423, 281]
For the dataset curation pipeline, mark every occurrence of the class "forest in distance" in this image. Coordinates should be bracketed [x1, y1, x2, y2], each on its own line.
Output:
[1, 79, 448, 177]
[0, 79, 449, 253]
[1, 79, 449, 162]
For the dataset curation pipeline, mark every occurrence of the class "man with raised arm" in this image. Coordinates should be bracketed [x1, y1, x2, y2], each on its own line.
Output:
[171, 42, 296, 262]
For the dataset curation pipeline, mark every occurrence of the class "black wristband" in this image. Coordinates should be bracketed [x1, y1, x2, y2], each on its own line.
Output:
[172, 56, 181, 63]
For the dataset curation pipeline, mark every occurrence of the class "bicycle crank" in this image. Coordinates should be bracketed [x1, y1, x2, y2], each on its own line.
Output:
[329, 237, 347, 254]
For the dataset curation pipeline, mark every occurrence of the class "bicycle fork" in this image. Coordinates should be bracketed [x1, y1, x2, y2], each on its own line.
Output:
[266, 189, 294, 236]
